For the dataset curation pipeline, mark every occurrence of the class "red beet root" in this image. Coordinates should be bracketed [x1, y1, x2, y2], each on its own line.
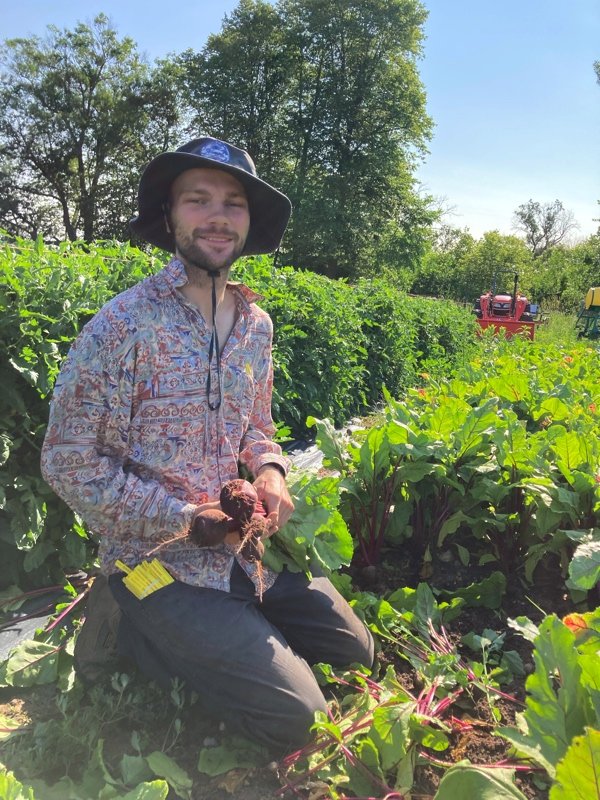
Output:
[219, 479, 258, 523]
[236, 517, 267, 563]
[239, 536, 265, 563]
[190, 508, 232, 547]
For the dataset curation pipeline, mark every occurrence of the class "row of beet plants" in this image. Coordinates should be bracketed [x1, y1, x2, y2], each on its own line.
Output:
[304, 333, 600, 593]
[2, 332, 599, 798]
[274, 600, 600, 799]
[3, 578, 597, 798]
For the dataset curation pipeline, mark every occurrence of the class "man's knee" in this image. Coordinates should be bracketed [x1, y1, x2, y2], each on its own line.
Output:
[320, 612, 375, 673]
[253, 685, 328, 753]
[341, 626, 375, 671]
[289, 687, 329, 745]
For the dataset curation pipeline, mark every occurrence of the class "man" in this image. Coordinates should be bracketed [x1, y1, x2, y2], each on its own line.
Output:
[41, 137, 374, 753]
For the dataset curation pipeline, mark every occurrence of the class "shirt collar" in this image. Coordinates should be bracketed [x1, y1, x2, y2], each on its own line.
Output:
[161, 258, 263, 307]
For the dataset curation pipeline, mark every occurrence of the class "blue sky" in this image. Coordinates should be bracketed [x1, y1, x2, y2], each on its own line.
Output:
[3, 0, 599, 240]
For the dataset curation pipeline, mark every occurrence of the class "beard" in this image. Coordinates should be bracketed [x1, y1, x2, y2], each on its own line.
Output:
[174, 226, 246, 279]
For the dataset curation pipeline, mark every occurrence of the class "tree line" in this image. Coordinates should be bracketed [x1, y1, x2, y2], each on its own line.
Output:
[0, 2, 434, 279]
[1, 2, 598, 297]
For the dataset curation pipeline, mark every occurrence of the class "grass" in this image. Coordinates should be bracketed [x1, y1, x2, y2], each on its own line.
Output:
[535, 311, 579, 347]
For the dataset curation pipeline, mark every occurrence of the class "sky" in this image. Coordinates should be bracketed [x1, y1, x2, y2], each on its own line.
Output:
[2, 0, 599, 240]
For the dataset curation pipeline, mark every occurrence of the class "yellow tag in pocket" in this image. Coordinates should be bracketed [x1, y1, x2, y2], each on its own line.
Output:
[115, 559, 174, 599]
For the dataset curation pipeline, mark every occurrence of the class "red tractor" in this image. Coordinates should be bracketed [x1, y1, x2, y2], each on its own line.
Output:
[474, 272, 544, 340]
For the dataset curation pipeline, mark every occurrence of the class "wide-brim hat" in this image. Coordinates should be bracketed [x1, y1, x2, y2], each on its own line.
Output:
[130, 137, 292, 256]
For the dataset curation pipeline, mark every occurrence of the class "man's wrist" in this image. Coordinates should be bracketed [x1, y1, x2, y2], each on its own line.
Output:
[257, 462, 286, 478]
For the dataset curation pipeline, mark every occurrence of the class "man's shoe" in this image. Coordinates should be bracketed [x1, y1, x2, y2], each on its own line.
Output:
[74, 574, 122, 684]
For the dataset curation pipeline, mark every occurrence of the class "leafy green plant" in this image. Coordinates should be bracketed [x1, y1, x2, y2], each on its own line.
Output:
[279, 665, 459, 799]
[565, 527, 600, 591]
[263, 470, 354, 575]
[550, 727, 600, 800]
[498, 609, 600, 784]
[0, 673, 192, 799]
[0, 235, 164, 587]
[434, 764, 529, 799]
[308, 334, 600, 591]
[0, 767, 35, 800]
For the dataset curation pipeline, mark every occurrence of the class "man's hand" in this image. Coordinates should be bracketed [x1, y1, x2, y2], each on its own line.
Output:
[253, 465, 294, 537]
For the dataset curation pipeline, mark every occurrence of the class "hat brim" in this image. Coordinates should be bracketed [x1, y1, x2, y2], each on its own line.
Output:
[129, 152, 292, 256]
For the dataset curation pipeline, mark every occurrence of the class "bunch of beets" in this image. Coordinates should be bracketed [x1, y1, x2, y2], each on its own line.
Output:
[191, 479, 267, 564]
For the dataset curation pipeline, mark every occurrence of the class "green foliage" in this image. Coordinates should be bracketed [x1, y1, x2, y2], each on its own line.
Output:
[278, 599, 600, 798]
[281, 579, 529, 799]
[247, 262, 368, 427]
[0, 638, 73, 689]
[412, 229, 534, 303]
[312, 334, 600, 578]
[0, 672, 189, 799]
[0, 15, 184, 242]
[0, 235, 166, 587]
[499, 610, 600, 780]
[0, 768, 35, 800]
[412, 223, 600, 315]
[564, 528, 600, 590]
[197, 735, 267, 776]
[438, 571, 507, 610]
[280, 665, 455, 798]
[354, 277, 478, 404]
[550, 727, 600, 800]
[237, 255, 476, 433]
[529, 235, 600, 313]
[535, 311, 579, 347]
[434, 765, 528, 799]
[180, 0, 434, 278]
[263, 471, 354, 574]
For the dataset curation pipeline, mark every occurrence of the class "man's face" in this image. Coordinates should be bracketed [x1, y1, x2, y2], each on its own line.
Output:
[168, 168, 250, 273]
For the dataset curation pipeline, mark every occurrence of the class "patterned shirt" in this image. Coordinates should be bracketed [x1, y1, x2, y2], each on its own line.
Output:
[41, 258, 290, 593]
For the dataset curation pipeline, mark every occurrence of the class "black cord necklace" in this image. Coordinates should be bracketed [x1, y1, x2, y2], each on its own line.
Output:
[206, 270, 222, 411]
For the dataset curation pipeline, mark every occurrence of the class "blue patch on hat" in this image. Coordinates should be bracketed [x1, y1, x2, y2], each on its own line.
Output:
[200, 141, 231, 163]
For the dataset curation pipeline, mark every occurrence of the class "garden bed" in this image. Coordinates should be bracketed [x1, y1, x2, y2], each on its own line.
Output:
[1, 550, 592, 800]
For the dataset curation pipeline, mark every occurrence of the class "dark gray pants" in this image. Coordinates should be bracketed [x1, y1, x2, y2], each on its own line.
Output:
[109, 563, 374, 753]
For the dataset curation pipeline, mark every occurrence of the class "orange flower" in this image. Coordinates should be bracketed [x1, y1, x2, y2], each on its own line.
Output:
[589, 403, 597, 414]
[564, 356, 573, 363]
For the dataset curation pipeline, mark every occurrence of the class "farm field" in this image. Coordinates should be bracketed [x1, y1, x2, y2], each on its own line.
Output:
[0, 1, 598, 795]
[1, 238, 599, 799]
[1, 328, 599, 799]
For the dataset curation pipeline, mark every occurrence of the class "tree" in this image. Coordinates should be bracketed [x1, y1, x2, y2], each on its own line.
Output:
[179, 0, 291, 184]
[512, 199, 578, 258]
[181, 0, 433, 278]
[529, 234, 600, 312]
[284, 0, 434, 276]
[410, 226, 476, 298]
[410, 230, 534, 303]
[0, 15, 183, 242]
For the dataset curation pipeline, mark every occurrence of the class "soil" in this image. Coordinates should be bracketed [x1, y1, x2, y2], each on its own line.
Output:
[0, 551, 593, 800]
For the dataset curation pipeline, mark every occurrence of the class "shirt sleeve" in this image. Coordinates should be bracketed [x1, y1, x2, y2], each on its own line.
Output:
[41, 313, 198, 542]
[238, 313, 291, 478]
